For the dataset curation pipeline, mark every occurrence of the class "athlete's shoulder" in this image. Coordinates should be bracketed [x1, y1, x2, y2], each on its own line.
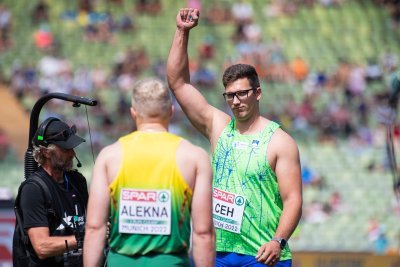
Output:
[270, 127, 299, 154]
[96, 140, 122, 163]
[178, 138, 210, 160]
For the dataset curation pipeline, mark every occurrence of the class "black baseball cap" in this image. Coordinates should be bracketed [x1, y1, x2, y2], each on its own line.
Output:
[34, 120, 85, 149]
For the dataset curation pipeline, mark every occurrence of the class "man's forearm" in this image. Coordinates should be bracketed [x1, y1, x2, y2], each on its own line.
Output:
[33, 235, 77, 259]
[167, 28, 191, 89]
[192, 232, 216, 267]
[274, 198, 302, 240]
[83, 227, 106, 267]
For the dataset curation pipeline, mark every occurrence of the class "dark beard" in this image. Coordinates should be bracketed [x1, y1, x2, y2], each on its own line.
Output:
[50, 157, 73, 171]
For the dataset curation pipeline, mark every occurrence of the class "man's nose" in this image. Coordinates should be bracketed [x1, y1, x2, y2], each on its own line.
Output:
[232, 94, 241, 103]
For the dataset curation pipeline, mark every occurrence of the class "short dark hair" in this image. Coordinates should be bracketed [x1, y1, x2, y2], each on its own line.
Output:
[222, 64, 260, 89]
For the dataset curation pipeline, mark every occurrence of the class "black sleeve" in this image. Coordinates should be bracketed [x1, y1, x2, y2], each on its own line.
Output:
[20, 182, 50, 230]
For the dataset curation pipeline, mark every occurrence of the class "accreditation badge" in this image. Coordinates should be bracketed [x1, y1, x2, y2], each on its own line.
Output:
[118, 188, 171, 235]
[212, 187, 246, 234]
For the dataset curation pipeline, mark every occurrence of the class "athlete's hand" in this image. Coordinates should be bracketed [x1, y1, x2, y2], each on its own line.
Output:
[255, 241, 281, 266]
[176, 8, 200, 30]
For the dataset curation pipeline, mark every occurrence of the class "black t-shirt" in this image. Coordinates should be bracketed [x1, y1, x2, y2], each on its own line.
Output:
[19, 167, 88, 266]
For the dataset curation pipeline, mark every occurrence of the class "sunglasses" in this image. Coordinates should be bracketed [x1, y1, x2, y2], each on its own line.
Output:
[46, 125, 77, 142]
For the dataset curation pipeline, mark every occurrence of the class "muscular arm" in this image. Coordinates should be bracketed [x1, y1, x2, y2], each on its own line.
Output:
[83, 146, 114, 267]
[189, 147, 215, 267]
[167, 8, 229, 142]
[256, 130, 302, 265]
[274, 130, 302, 240]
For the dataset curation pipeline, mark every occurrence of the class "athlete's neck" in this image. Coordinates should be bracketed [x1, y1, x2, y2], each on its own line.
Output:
[138, 123, 168, 133]
[236, 116, 268, 135]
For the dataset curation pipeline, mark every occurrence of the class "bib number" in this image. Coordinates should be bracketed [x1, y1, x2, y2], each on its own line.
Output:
[212, 188, 246, 234]
[118, 188, 171, 235]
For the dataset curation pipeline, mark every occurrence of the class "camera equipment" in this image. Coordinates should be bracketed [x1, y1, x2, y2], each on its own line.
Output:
[63, 215, 85, 267]
[63, 242, 83, 267]
[24, 92, 97, 179]
[15, 93, 97, 267]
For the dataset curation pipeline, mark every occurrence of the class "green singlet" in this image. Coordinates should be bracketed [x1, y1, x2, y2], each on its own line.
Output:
[212, 119, 291, 260]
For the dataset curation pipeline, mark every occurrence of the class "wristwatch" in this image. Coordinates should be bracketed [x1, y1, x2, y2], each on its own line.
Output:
[271, 237, 287, 249]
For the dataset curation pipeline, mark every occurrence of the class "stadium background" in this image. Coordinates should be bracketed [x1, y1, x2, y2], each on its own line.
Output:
[0, 0, 400, 266]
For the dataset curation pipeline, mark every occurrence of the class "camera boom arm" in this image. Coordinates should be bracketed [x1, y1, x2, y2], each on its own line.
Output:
[24, 93, 97, 179]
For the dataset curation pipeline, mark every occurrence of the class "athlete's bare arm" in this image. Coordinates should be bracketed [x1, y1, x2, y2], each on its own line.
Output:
[83, 142, 122, 267]
[256, 129, 302, 266]
[167, 8, 229, 145]
[177, 140, 215, 267]
[273, 130, 302, 242]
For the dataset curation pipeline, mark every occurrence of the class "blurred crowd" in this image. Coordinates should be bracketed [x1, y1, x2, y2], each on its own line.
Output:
[4, 0, 399, 149]
[1, 0, 400, 254]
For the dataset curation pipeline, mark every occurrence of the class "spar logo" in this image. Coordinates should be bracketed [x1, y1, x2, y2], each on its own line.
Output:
[121, 189, 157, 202]
[235, 196, 244, 206]
[213, 188, 235, 204]
[158, 191, 169, 202]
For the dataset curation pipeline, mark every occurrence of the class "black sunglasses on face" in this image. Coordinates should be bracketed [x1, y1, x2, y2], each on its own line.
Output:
[223, 88, 255, 101]
[46, 125, 77, 141]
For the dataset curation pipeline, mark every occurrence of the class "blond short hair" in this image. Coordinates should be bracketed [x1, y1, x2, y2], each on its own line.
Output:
[131, 78, 172, 119]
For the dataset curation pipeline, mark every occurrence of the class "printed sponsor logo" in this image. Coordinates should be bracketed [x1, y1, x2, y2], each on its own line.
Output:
[121, 189, 157, 202]
[213, 188, 235, 203]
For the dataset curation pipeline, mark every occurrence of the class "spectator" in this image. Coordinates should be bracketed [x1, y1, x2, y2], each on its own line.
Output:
[380, 48, 398, 73]
[119, 15, 134, 32]
[367, 218, 389, 254]
[191, 60, 217, 88]
[0, 4, 12, 51]
[31, 0, 49, 24]
[91, 64, 109, 90]
[345, 63, 366, 101]
[304, 200, 331, 224]
[33, 23, 54, 51]
[365, 58, 383, 83]
[231, 0, 253, 24]
[203, 2, 231, 24]
[290, 56, 309, 82]
[301, 164, 322, 188]
[135, 0, 162, 16]
[152, 58, 166, 81]
[198, 35, 215, 59]
[328, 191, 344, 212]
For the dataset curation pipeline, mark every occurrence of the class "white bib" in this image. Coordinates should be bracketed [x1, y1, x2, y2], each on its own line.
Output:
[212, 187, 246, 234]
[118, 188, 171, 235]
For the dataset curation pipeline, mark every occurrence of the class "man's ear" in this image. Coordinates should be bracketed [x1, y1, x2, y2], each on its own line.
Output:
[256, 87, 262, 101]
[130, 107, 137, 120]
[40, 145, 51, 158]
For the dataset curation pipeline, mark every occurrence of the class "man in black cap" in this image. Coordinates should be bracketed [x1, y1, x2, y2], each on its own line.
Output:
[13, 117, 88, 267]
